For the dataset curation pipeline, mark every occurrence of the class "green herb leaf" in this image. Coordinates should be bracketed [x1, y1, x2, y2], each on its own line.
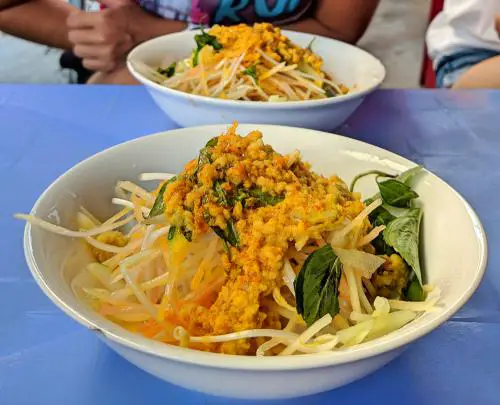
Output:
[205, 137, 219, 148]
[397, 166, 423, 186]
[248, 188, 284, 207]
[243, 65, 258, 81]
[222, 239, 231, 259]
[213, 219, 239, 247]
[148, 176, 177, 218]
[167, 225, 192, 242]
[378, 178, 419, 208]
[214, 181, 229, 206]
[323, 84, 337, 98]
[294, 244, 342, 326]
[306, 37, 316, 51]
[404, 276, 426, 302]
[231, 188, 249, 205]
[168, 226, 177, 241]
[192, 48, 201, 67]
[192, 138, 218, 179]
[209, 217, 240, 248]
[225, 219, 239, 247]
[383, 208, 423, 285]
[158, 62, 176, 78]
[350, 170, 396, 192]
[193, 30, 222, 66]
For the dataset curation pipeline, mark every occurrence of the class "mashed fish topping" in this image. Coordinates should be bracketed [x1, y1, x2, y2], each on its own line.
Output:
[133, 23, 349, 102]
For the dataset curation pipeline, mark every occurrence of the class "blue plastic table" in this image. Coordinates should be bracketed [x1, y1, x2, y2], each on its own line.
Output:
[1, 85, 499, 405]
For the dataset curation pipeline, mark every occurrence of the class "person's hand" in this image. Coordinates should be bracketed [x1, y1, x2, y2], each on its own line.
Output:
[67, 0, 138, 72]
[495, 13, 500, 36]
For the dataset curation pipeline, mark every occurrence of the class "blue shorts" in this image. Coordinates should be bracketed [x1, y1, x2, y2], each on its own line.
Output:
[435, 48, 500, 88]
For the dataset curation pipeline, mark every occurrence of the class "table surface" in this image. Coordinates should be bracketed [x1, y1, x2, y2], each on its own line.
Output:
[1, 85, 499, 405]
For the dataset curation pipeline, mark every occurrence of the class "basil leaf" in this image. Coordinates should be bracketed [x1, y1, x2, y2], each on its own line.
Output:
[167, 225, 192, 242]
[350, 170, 396, 192]
[351, 166, 422, 194]
[168, 226, 176, 241]
[158, 62, 176, 78]
[404, 276, 426, 302]
[378, 178, 419, 208]
[209, 217, 240, 248]
[306, 37, 316, 51]
[397, 166, 423, 186]
[192, 48, 201, 67]
[294, 244, 342, 326]
[231, 188, 249, 206]
[248, 188, 284, 207]
[214, 181, 230, 206]
[192, 138, 218, 178]
[205, 137, 218, 148]
[193, 30, 222, 66]
[324, 85, 336, 98]
[148, 176, 177, 218]
[383, 208, 423, 285]
[225, 219, 239, 247]
[243, 65, 257, 81]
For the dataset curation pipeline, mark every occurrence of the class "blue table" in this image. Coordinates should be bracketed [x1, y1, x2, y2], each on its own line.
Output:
[1, 85, 499, 405]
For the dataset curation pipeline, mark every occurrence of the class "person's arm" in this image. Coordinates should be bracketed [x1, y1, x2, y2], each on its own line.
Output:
[0, 0, 74, 49]
[285, 0, 380, 44]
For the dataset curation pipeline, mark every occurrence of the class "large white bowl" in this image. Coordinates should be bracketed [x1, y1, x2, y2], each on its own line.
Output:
[23, 125, 486, 399]
[127, 31, 385, 131]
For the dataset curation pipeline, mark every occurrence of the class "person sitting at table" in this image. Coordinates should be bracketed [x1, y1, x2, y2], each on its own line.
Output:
[426, 0, 500, 88]
[0, 0, 379, 84]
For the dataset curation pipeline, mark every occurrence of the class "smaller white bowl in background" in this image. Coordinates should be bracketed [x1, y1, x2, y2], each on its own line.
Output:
[127, 31, 385, 131]
[22, 125, 486, 399]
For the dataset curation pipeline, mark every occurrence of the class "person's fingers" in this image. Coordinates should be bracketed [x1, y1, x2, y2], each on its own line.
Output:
[68, 29, 105, 45]
[73, 44, 103, 59]
[82, 58, 115, 72]
[67, 11, 99, 29]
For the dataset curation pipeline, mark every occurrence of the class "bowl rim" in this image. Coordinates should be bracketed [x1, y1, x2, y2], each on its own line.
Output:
[126, 29, 386, 109]
[23, 124, 487, 371]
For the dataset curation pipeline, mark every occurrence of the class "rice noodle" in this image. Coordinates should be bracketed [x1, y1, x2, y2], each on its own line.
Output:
[111, 270, 171, 301]
[139, 173, 175, 181]
[79, 207, 101, 225]
[282, 259, 296, 296]
[116, 181, 153, 202]
[279, 313, 333, 356]
[344, 266, 361, 314]
[356, 272, 373, 314]
[329, 199, 382, 248]
[357, 225, 385, 247]
[119, 250, 160, 318]
[142, 226, 171, 250]
[86, 236, 131, 254]
[15, 213, 135, 238]
[272, 287, 296, 313]
[174, 326, 299, 344]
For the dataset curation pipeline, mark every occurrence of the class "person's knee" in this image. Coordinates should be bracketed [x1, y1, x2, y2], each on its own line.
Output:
[453, 55, 500, 89]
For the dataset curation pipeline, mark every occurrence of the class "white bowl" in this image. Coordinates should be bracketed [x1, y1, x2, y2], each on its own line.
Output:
[23, 124, 486, 399]
[127, 31, 385, 131]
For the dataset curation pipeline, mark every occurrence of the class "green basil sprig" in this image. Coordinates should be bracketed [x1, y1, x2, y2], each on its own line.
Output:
[352, 166, 426, 301]
[148, 176, 177, 218]
[294, 245, 342, 326]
